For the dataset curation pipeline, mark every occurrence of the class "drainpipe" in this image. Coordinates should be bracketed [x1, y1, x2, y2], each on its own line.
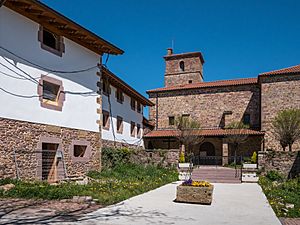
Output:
[155, 93, 158, 130]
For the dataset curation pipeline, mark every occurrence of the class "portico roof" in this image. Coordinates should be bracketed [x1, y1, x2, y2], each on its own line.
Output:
[144, 129, 264, 138]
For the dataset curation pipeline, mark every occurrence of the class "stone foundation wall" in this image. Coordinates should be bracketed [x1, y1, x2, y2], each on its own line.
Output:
[0, 117, 101, 180]
[258, 150, 300, 178]
[130, 149, 179, 167]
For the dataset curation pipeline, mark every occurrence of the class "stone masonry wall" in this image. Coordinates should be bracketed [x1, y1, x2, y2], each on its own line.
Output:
[261, 74, 300, 151]
[164, 55, 203, 87]
[149, 84, 260, 130]
[102, 139, 142, 149]
[130, 149, 179, 167]
[165, 73, 203, 87]
[0, 117, 101, 180]
[258, 151, 300, 178]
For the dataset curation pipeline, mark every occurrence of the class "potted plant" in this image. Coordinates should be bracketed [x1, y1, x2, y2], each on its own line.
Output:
[176, 179, 213, 205]
[243, 152, 258, 169]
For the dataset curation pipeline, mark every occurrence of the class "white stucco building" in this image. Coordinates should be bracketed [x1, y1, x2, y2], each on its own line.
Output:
[0, 0, 151, 181]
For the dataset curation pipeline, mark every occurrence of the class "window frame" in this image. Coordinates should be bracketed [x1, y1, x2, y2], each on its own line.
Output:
[38, 75, 65, 111]
[102, 79, 111, 96]
[131, 98, 136, 111]
[169, 116, 175, 126]
[38, 26, 65, 57]
[137, 102, 142, 113]
[137, 123, 141, 138]
[115, 88, 124, 104]
[69, 140, 91, 163]
[117, 116, 123, 134]
[179, 61, 185, 71]
[102, 110, 110, 130]
[130, 121, 136, 137]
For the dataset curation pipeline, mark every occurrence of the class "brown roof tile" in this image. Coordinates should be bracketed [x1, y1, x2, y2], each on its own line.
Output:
[147, 77, 257, 93]
[144, 129, 264, 138]
[259, 64, 300, 76]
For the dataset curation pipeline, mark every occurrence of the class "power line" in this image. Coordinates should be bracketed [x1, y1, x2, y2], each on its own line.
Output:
[0, 46, 98, 74]
[2, 57, 39, 84]
[0, 86, 41, 98]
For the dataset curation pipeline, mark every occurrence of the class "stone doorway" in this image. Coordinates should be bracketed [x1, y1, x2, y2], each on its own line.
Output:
[41, 143, 58, 182]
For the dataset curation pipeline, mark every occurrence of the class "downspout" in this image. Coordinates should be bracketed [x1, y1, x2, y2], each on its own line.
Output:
[97, 55, 103, 170]
[155, 93, 158, 130]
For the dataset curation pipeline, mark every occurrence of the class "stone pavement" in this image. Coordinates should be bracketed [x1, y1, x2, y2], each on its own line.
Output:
[67, 181, 281, 225]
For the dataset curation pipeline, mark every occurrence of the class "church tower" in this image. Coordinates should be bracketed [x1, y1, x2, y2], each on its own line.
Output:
[164, 48, 205, 87]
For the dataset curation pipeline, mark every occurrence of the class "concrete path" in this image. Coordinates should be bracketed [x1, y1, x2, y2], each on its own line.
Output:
[69, 182, 281, 225]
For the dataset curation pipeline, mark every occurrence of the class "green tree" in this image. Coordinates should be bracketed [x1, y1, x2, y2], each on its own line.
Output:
[273, 109, 300, 151]
[175, 116, 204, 160]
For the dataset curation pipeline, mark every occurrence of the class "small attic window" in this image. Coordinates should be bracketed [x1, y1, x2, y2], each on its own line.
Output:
[38, 26, 65, 57]
[179, 61, 185, 71]
[188, 80, 193, 84]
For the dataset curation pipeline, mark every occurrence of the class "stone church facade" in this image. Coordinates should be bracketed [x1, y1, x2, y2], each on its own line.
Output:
[144, 48, 300, 163]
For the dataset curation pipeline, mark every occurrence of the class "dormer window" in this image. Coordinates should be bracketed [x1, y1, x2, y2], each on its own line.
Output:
[179, 61, 185, 71]
[38, 26, 65, 57]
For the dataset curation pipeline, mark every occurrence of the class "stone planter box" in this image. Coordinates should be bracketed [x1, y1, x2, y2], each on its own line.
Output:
[176, 184, 214, 205]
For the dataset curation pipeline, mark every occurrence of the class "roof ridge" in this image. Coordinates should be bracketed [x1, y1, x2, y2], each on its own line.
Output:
[259, 64, 300, 76]
[147, 77, 257, 93]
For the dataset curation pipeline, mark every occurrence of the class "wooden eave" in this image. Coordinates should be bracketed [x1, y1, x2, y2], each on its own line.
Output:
[4, 0, 124, 56]
[99, 67, 154, 107]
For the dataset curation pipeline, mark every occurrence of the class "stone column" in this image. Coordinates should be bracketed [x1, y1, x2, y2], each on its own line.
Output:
[222, 141, 229, 166]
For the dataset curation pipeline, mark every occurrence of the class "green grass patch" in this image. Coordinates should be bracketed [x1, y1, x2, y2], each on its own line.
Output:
[259, 172, 300, 218]
[0, 163, 178, 206]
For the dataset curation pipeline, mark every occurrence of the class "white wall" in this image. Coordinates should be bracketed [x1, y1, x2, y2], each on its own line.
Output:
[102, 85, 144, 146]
[0, 7, 100, 132]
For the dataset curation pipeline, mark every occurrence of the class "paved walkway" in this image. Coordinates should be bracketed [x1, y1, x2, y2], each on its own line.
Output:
[69, 182, 281, 225]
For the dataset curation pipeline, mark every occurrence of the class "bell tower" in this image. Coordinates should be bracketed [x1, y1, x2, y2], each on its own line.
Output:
[164, 48, 205, 87]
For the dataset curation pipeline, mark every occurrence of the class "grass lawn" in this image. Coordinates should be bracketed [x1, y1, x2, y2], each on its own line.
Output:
[259, 172, 300, 218]
[0, 163, 178, 206]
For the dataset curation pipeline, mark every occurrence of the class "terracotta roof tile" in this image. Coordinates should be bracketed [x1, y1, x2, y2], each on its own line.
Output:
[147, 77, 257, 93]
[144, 129, 264, 138]
[259, 64, 300, 76]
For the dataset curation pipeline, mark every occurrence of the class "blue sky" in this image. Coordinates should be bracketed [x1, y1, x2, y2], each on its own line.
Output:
[43, 0, 300, 98]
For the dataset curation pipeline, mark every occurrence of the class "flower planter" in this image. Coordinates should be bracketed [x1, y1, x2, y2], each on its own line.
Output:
[178, 163, 192, 180]
[243, 163, 257, 169]
[176, 184, 214, 205]
[178, 163, 191, 169]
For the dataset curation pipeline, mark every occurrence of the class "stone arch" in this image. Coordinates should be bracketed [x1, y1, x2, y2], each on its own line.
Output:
[199, 142, 215, 156]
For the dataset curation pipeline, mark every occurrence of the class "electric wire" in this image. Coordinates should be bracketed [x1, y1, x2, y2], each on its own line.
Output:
[0, 46, 98, 74]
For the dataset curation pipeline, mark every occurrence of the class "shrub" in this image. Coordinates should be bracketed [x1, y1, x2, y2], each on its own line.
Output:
[266, 170, 284, 181]
[102, 147, 134, 168]
[179, 151, 185, 163]
[251, 152, 257, 164]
